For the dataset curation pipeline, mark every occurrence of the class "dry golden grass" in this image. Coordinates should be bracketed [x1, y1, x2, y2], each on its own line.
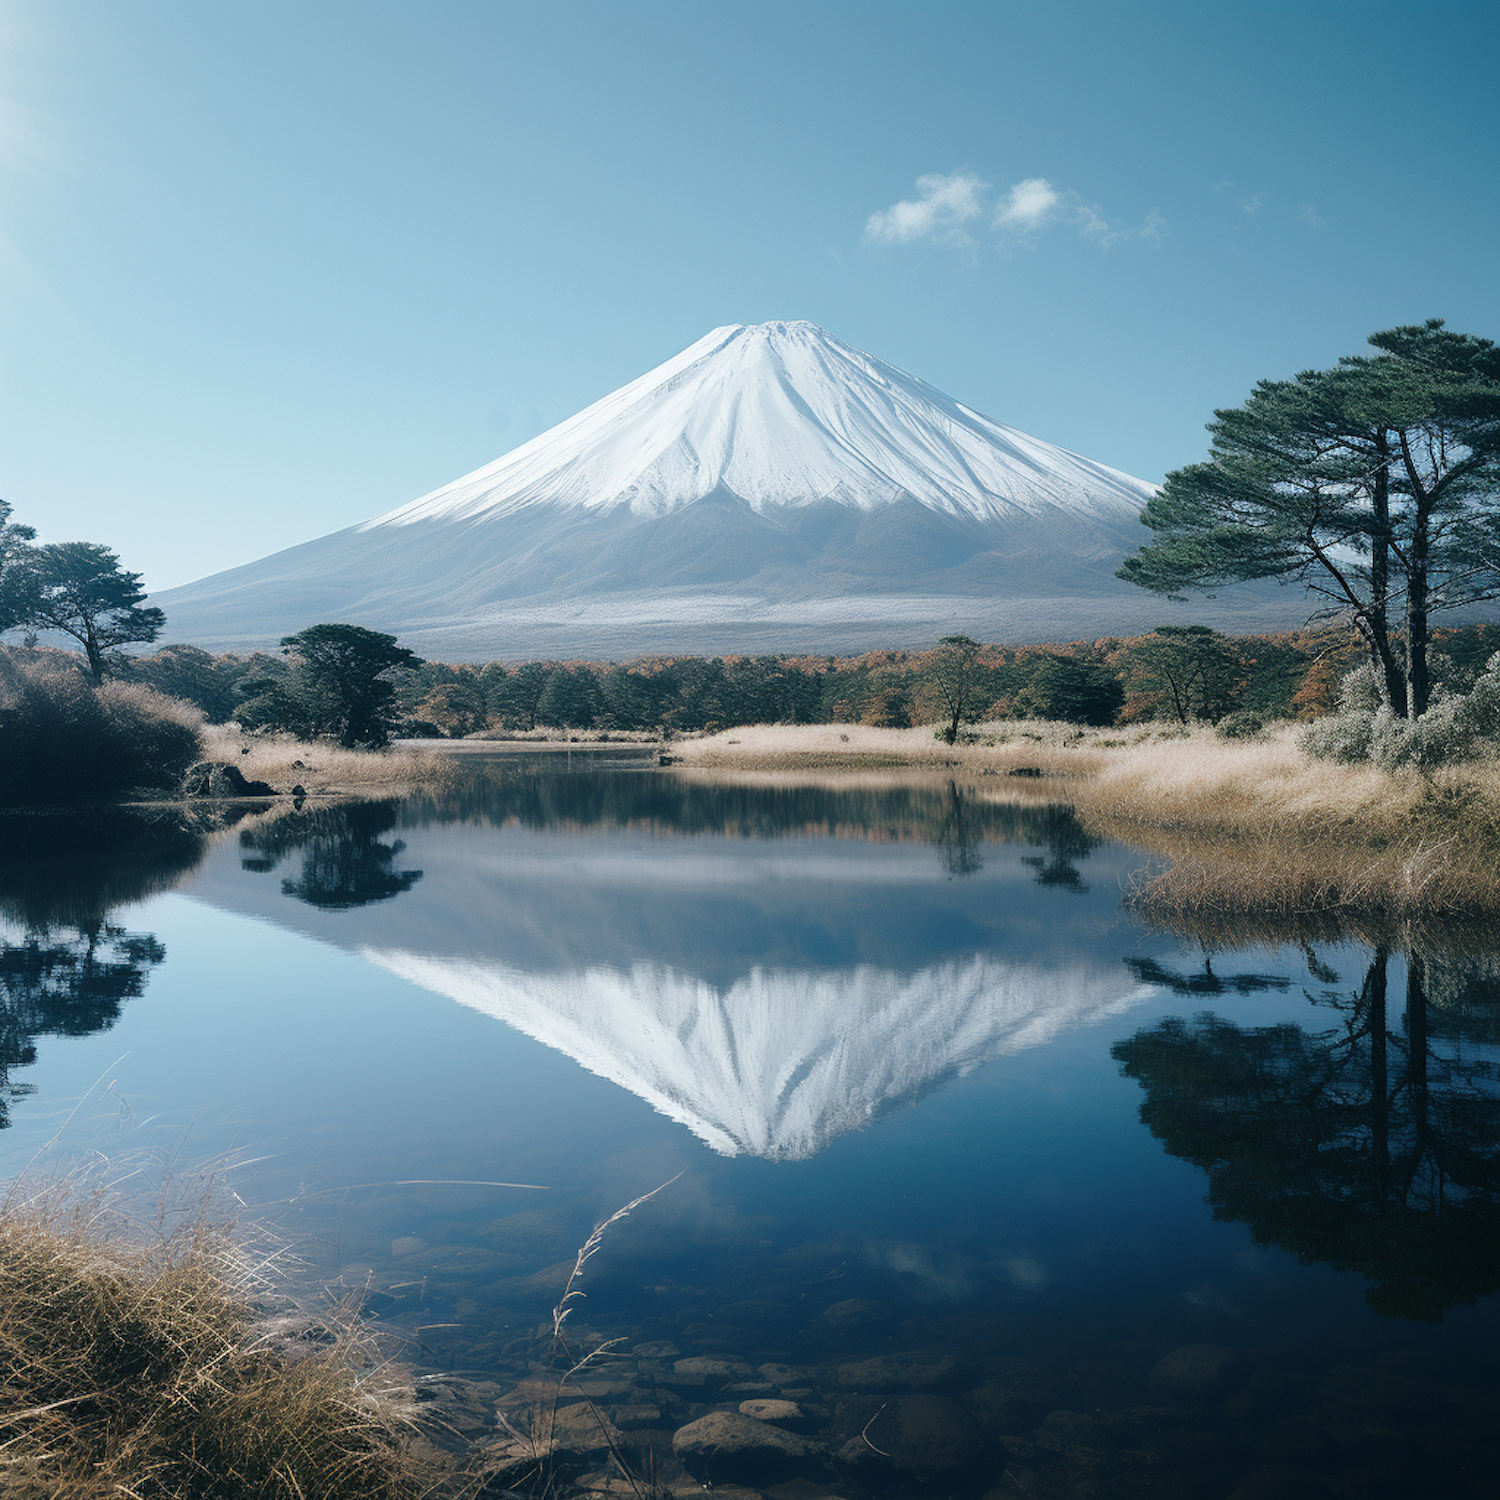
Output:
[200, 726, 456, 797]
[0, 1183, 426, 1500]
[675, 720, 1500, 926]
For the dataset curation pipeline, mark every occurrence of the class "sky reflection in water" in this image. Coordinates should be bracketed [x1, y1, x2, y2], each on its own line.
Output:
[2, 762, 1498, 1490]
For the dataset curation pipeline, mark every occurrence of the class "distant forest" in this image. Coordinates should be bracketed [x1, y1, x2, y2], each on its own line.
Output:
[111, 623, 1500, 737]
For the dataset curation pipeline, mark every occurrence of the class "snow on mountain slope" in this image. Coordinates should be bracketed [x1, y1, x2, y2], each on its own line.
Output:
[154, 320, 1312, 655]
[362, 949, 1158, 1160]
[365, 321, 1154, 529]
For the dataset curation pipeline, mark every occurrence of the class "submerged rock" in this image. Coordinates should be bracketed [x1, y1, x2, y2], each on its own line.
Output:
[1149, 1345, 1248, 1403]
[738, 1398, 815, 1431]
[633, 1341, 680, 1359]
[835, 1352, 962, 1393]
[894, 1394, 1000, 1481]
[672, 1411, 826, 1483]
[664, 1356, 756, 1392]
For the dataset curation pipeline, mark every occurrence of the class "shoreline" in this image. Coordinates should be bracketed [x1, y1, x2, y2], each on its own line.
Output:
[657, 722, 1500, 931]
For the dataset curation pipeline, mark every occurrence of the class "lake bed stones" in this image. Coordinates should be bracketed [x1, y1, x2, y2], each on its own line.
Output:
[835, 1352, 962, 1393]
[738, 1398, 816, 1432]
[893, 1394, 1001, 1482]
[1149, 1344, 1249, 1403]
[663, 1356, 757, 1393]
[673, 1410, 827, 1483]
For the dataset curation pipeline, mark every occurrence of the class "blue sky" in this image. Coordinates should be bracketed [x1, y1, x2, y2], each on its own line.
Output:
[2, 0, 1496, 589]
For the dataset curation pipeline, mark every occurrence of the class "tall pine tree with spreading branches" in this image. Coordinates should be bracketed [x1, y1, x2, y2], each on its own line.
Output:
[1119, 321, 1500, 717]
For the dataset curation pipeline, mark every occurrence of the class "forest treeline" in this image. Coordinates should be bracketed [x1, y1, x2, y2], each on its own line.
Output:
[113, 622, 1500, 738]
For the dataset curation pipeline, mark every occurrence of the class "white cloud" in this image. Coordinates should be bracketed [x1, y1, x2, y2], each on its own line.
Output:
[1300, 204, 1325, 232]
[863, 170, 988, 246]
[1093, 207, 1168, 249]
[866, 172, 1164, 253]
[993, 177, 1060, 230]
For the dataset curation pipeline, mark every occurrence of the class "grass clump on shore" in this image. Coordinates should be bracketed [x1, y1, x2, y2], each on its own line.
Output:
[673, 720, 1500, 926]
[197, 724, 456, 797]
[0, 1191, 423, 1500]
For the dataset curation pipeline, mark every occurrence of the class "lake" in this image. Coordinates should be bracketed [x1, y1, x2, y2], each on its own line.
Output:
[2, 755, 1496, 1499]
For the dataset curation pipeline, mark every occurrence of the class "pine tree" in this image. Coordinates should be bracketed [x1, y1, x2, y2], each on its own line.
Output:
[1119, 322, 1500, 718]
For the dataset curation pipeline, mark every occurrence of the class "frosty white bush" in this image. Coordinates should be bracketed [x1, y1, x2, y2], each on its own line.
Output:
[1303, 652, 1500, 771]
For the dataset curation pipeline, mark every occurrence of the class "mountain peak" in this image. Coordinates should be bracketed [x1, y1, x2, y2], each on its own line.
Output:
[362, 321, 1155, 531]
[152, 321, 1253, 660]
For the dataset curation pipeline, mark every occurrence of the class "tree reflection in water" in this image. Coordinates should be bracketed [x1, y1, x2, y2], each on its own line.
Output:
[1113, 947, 1500, 1321]
[0, 926, 165, 1126]
[233, 777, 1100, 895]
[238, 803, 423, 910]
[0, 809, 202, 1129]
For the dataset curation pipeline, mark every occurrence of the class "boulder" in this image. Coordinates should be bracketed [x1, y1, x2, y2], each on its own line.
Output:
[835, 1352, 961, 1393]
[738, 1399, 815, 1432]
[610, 1403, 666, 1431]
[893, 1394, 999, 1482]
[181, 760, 279, 798]
[672, 1411, 826, 1484]
[634, 1341, 680, 1359]
[813, 1297, 889, 1332]
[544, 1402, 625, 1456]
[663, 1356, 756, 1393]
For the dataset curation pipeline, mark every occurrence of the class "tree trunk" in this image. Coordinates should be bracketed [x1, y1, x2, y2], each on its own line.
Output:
[83, 629, 106, 684]
[1369, 436, 1408, 716]
[1407, 515, 1431, 718]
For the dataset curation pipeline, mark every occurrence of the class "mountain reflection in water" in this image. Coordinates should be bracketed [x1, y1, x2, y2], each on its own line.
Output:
[368, 948, 1155, 1159]
[197, 775, 1142, 1158]
[4, 766, 1499, 1373]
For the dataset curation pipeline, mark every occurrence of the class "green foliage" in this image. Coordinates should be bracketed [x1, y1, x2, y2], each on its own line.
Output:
[536, 663, 605, 729]
[1215, 708, 1266, 740]
[0, 501, 39, 636]
[126, 644, 247, 722]
[25, 542, 165, 682]
[921, 634, 983, 744]
[1016, 652, 1124, 726]
[267, 624, 423, 748]
[0, 656, 203, 804]
[1118, 320, 1500, 720]
[1303, 652, 1500, 770]
[487, 661, 550, 729]
[1121, 625, 1245, 723]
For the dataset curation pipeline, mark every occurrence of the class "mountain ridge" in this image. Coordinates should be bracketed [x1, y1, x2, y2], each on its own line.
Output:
[151, 321, 1309, 656]
[362, 321, 1155, 529]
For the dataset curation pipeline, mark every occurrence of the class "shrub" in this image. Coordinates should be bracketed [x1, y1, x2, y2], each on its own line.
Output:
[1215, 709, 1267, 740]
[1302, 653, 1500, 771]
[0, 656, 203, 804]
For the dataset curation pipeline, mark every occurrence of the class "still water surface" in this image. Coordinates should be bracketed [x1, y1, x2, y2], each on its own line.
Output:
[2, 757, 1497, 1497]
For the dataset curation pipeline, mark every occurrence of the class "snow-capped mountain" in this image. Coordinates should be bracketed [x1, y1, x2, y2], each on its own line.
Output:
[369, 321, 1152, 528]
[152, 321, 1299, 656]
